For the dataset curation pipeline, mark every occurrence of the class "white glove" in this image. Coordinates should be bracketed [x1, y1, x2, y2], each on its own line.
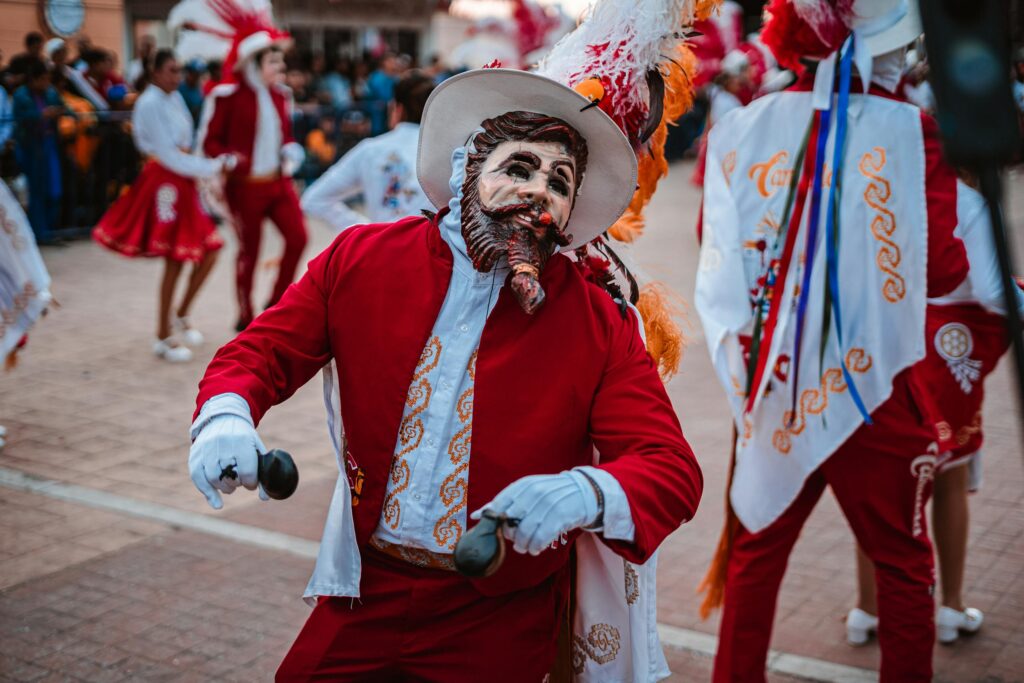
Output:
[471, 471, 599, 556]
[216, 153, 238, 172]
[189, 412, 266, 510]
[280, 142, 305, 177]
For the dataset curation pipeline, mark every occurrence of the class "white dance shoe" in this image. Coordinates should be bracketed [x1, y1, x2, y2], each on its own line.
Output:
[174, 316, 205, 347]
[153, 337, 194, 363]
[937, 606, 983, 644]
[846, 608, 878, 646]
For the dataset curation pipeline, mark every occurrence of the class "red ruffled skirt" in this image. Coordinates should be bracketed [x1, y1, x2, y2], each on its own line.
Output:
[93, 161, 223, 262]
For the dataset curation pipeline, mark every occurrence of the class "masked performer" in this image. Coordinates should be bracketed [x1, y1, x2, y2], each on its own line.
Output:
[176, 0, 308, 331]
[187, 1, 713, 679]
[694, 1, 973, 680]
[93, 49, 232, 362]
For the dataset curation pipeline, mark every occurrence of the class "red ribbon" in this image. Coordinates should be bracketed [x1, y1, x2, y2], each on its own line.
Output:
[744, 112, 822, 413]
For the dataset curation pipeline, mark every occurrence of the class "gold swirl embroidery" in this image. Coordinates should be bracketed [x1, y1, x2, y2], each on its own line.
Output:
[624, 563, 639, 606]
[722, 150, 737, 186]
[858, 148, 905, 303]
[772, 349, 873, 454]
[572, 624, 621, 671]
[432, 349, 478, 548]
[382, 336, 442, 529]
[955, 411, 982, 446]
[936, 420, 953, 444]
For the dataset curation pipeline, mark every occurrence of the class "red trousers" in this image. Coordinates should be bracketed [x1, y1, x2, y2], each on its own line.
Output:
[277, 547, 569, 682]
[225, 177, 307, 325]
[714, 375, 938, 683]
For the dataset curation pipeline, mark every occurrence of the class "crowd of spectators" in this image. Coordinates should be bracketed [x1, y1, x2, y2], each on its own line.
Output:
[1, 28, 448, 244]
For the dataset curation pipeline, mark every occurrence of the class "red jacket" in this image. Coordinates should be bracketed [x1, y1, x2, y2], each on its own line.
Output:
[196, 214, 703, 595]
[199, 81, 295, 178]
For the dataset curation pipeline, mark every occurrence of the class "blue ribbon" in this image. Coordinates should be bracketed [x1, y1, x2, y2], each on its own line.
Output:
[825, 37, 872, 424]
[789, 67, 835, 414]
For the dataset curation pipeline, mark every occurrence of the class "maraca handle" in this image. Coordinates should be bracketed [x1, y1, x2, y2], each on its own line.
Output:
[258, 448, 299, 500]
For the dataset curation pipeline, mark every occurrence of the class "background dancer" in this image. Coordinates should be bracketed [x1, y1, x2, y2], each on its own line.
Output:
[848, 177, 1024, 647]
[93, 49, 233, 362]
[301, 72, 435, 232]
[186, 0, 308, 331]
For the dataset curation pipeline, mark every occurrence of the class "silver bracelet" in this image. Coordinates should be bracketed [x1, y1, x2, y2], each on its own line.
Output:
[577, 470, 605, 530]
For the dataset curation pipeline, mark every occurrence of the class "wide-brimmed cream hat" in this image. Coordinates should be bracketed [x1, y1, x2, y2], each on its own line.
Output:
[860, 0, 922, 57]
[417, 68, 639, 251]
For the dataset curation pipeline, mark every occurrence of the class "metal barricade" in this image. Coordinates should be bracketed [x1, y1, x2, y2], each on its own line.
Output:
[0, 100, 386, 241]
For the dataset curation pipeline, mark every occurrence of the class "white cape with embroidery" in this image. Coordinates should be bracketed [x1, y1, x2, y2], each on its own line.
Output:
[0, 182, 52, 358]
[695, 91, 928, 533]
[306, 358, 669, 682]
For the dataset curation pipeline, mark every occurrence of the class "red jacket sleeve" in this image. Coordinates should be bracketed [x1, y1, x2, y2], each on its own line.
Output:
[200, 92, 252, 177]
[922, 113, 968, 297]
[194, 239, 342, 424]
[590, 308, 703, 564]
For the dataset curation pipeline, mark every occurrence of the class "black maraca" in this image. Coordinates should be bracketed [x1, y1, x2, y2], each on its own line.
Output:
[453, 512, 519, 578]
[220, 448, 299, 500]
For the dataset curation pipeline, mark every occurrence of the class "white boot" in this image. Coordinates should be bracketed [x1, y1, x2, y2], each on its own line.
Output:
[846, 608, 878, 646]
[937, 606, 983, 644]
[174, 316, 205, 347]
[153, 337, 193, 363]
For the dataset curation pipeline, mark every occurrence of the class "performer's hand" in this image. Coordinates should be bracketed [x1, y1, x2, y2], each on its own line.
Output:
[280, 142, 305, 177]
[188, 414, 266, 509]
[471, 471, 599, 556]
[217, 154, 239, 172]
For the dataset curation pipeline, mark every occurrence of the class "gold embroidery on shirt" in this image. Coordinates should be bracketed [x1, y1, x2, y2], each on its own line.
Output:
[432, 350, 477, 549]
[382, 336, 442, 529]
[624, 563, 639, 606]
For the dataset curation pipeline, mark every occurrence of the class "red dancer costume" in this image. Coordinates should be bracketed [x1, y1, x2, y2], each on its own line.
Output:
[187, 1, 713, 679]
[93, 79, 225, 263]
[93, 49, 232, 362]
[694, 1, 970, 681]
[184, 0, 308, 330]
[918, 182, 1024, 476]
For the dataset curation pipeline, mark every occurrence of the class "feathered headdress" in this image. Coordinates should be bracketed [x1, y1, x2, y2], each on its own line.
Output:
[534, 0, 719, 378]
[761, 0, 854, 71]
[169, 0, 290, 80]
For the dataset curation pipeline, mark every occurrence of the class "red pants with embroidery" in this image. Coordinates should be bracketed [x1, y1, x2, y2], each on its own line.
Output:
[714, 375, 937, 683]
[225, 177, 307, 324]
[277, 547, 569, 682]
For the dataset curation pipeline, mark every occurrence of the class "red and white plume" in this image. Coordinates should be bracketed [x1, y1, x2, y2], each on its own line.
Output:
[761, 0, 855, 70]
[169, 0, 288, 76]
[535, 0, 700, 150]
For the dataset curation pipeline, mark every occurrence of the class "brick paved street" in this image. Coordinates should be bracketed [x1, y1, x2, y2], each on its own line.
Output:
[1, 161, 1022, 681]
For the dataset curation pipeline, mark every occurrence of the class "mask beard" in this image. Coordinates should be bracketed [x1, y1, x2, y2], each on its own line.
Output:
[462, 188, 569, 315]
[457, 111, 588, 315]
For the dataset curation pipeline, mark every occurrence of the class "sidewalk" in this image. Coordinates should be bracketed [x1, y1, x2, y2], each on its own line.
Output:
[1, 160, 1021, 682]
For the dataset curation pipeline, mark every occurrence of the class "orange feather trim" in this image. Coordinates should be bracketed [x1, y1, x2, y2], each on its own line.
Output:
[636, 281, 686, 382]
[697, 427, 739, 619]
[608, 45, 699, 243]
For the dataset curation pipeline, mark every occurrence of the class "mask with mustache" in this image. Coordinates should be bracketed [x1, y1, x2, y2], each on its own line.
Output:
[461, 111, 589, 314]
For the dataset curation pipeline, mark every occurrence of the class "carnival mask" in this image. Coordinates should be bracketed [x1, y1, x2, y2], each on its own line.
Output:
[462, 111, 588, 315]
